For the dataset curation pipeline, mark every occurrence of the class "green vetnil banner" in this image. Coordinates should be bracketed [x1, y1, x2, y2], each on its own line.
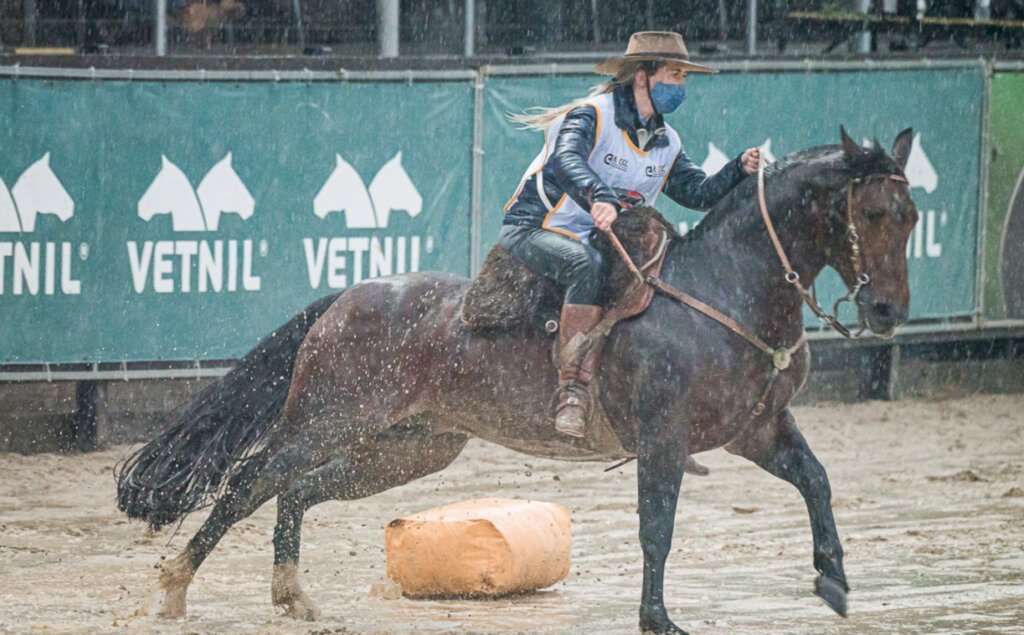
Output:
[481, 68, 984, 326]
[0, 68, 989, 365]
[0, 79, 473, 363]
[984, 73, 1024, 320]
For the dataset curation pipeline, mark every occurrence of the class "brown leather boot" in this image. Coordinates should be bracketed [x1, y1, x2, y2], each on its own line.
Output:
[554, 303, 604, 438]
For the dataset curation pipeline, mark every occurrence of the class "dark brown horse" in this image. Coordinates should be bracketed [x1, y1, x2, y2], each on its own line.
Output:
[117, 128, 918, 634]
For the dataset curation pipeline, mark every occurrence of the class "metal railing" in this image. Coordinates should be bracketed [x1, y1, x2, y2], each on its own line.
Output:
[5, 0, 1022, 59]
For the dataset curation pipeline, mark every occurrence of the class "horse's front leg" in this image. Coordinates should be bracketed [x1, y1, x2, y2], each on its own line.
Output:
[636, 427, 689, 635]
[725, 407, 849, 616]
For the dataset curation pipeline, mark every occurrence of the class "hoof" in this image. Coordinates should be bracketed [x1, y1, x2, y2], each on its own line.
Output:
[640, 624, 689, 635]
[272, 563, 323, 622]
[153, 582, 188, 620]
[639, 611, 689, 635]
[155, 554, 194, 619]
[815, 575, 849, 617]
[156, 598, 186, 620]
[281, 601, 322, 622]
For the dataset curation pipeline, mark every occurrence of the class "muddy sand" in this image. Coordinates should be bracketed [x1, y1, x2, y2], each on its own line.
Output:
[1, 394, 1023, 634]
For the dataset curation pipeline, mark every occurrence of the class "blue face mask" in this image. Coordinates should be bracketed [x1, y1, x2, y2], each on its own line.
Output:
[649, 82, 687, 114]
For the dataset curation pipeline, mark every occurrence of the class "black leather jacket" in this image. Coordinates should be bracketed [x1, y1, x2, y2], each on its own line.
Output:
[504, 84, 748, 228]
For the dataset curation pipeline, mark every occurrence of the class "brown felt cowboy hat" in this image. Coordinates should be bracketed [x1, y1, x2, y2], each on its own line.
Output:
[594, 31, 717, 76]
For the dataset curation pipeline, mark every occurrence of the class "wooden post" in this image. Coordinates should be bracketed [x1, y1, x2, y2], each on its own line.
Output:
[66, 381, 103, 452]
[858, 344, 900, 401]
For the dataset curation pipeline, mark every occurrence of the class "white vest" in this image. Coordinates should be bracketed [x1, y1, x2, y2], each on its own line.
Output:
[515, 92, 682, 244]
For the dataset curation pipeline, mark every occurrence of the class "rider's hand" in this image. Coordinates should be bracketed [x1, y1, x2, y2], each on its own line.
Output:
[741, 147, 761, 175]
[591, 202, 618, 231]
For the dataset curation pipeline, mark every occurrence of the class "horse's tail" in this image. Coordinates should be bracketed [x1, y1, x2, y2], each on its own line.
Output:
[115, 292, 342, 530]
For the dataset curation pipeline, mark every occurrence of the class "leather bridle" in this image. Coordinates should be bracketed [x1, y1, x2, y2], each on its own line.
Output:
[756, 157, 909, 338]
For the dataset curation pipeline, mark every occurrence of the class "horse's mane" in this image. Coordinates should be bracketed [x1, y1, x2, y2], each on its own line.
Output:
[674, 142, 903, 247]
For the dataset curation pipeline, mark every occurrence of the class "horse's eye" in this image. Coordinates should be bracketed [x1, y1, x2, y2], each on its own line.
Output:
[863, 208, 885, 222]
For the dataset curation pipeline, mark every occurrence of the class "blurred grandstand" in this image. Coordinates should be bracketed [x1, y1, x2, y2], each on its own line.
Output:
[1, 0, 1022, 62]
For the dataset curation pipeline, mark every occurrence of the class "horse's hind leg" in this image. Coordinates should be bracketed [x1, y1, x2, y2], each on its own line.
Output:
[272, 426, 468, 621]
[154, 460, 275, 619]
[154, 428, 340, 619]
[725, 408, 848, 616]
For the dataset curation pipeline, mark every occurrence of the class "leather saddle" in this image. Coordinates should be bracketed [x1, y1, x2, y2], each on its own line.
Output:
[460, 207, 676, 460]
[461, 206, 676, 333]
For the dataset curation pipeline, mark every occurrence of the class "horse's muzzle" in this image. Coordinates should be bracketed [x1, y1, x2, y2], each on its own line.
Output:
[858, 290, 908, 336]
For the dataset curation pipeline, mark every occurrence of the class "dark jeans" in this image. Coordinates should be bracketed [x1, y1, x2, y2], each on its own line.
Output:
[498, 224, 606, 305]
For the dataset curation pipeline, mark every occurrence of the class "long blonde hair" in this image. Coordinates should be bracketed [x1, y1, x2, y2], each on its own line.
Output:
[508, 59, 661, 130]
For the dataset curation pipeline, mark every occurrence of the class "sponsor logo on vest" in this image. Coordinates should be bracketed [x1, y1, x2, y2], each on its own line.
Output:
[645, 164, 668, 178]
[128, 153, 264, 294]
[0, 153, 84, 296]
[303, 152, 433, 289]
[603, 153, 630, 172]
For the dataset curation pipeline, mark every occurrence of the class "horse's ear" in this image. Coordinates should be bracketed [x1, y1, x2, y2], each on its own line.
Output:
[839, 126, 862, 160]
[891, 128, 913, 171]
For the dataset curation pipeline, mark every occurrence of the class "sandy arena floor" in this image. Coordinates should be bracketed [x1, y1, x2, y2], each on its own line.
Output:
[1, 395, 1023, 634]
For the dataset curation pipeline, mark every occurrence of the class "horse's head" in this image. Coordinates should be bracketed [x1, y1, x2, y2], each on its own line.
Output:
[11, 153, 75, 232]
[828, 127, 919, 336]
[196, 152, 255, 231]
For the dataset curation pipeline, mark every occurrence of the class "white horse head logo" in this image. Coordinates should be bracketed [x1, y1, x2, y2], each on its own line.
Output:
[314, 151, 422, 229]
[138, 153, 254, 231]
[0, 153, 75, 233]
[701, 139, 775, 176]
[700, 142, 730, 175]
[138, 156, 205, 231]
[863, 133, 937, 193]
[368, 152, 422, 228]
[314, 155, 377, 228]
[904, 133, 938, 194]
[196, 153, 255, 230]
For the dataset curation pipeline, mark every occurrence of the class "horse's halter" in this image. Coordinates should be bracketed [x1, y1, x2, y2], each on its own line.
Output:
[756, 157, 908, 339]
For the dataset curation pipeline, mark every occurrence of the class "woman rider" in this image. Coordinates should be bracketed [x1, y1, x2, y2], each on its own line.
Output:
[501, 31, 762, 438]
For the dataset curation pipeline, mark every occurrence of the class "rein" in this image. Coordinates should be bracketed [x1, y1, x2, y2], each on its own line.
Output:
[603, 208, 802, 377]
